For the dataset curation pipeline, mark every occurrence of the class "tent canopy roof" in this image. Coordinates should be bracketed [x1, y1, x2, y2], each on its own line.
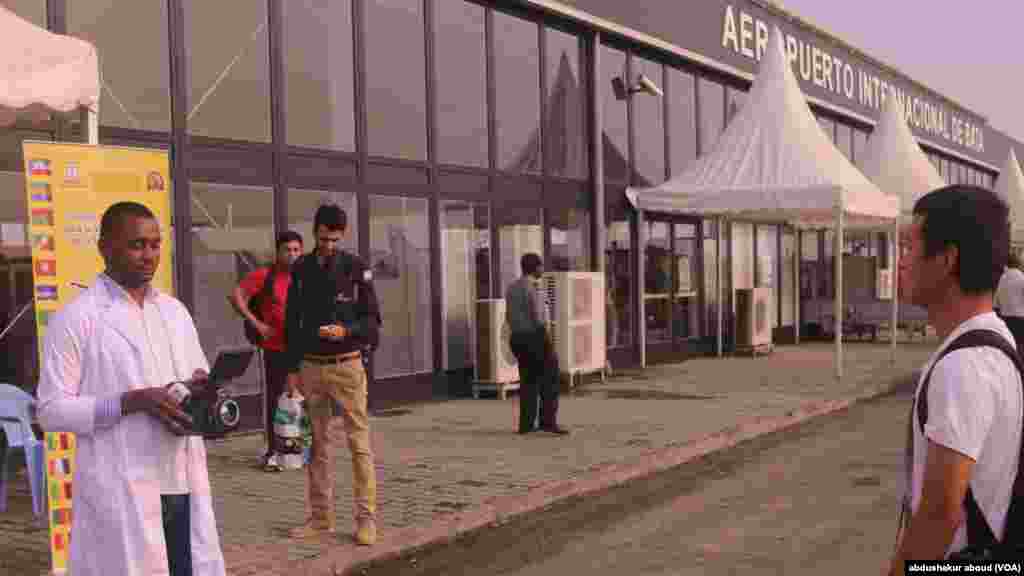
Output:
[995, 148, 1024, 241]
[0, 6, 99, 125]
[627, 26, 898, 230]
[858, 90, 945, 215]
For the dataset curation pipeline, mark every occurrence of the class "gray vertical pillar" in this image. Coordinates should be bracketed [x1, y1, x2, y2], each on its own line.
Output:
[637, 209, 646, 367]
[891, 219, 899, 366]
[716, 217, 723, 357]
[590, 32, 604, 274]
[835, 208, 844, 381]
[794, 229, 801, 344]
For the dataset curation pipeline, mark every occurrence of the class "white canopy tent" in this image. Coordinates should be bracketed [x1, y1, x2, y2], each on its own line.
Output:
[994, 148, 1024, 245]
[858, 93, 945, 365]
[626, 26, 899, 379]
[0, 5, 100, 142]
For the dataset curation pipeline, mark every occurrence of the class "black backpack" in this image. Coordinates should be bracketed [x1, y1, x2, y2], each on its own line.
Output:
[243, 267, 275, 346]
[915, 329, 1024, 560]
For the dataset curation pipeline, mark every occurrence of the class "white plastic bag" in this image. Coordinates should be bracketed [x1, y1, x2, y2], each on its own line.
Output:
[273, 392, 305, 457]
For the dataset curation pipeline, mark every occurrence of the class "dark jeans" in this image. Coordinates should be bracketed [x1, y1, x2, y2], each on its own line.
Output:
[161, 494, 192, 576]
[510, 329, 560, 431]
[263, 349, 290, 454]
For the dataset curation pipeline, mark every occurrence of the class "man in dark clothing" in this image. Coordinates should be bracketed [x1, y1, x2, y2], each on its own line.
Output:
[283, 204, 381, 545]
[505, 253, 568, 436]
[231, 230, 303, 472]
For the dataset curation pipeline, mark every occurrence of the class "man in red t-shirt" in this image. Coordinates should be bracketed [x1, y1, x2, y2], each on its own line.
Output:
[231, 231, 303, 471]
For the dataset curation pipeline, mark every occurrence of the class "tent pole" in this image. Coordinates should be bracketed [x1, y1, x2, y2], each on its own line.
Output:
[891, 216, 899, 366]
[81, 107, 99, 145]
[637, 209, 647, 368]
[717, 216, 723, 357]
[835, 207, 844, 381]
[794, 228, 800, 345]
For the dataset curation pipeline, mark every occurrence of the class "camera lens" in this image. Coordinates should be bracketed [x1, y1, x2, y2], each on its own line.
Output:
[217, 399, 241, 429]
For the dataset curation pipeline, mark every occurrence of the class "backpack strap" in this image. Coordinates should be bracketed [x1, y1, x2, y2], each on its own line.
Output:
[915, 328, 1024, 551]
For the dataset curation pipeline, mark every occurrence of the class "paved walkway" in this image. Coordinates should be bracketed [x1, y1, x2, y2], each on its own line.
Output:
[0, 340, 936, 575]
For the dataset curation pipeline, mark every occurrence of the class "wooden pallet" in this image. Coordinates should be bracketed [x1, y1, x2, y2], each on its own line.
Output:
[471, 380, 520, 400]
[734, 343, 773, 357]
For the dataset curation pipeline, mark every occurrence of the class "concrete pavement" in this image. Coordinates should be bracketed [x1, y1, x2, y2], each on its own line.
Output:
[0, 339, 936, 575]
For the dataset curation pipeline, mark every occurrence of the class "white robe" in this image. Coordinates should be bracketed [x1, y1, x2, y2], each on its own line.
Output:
[36, 277, 226, 576]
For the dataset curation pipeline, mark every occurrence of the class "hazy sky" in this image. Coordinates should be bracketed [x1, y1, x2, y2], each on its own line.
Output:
[780, 0, 1024, 143]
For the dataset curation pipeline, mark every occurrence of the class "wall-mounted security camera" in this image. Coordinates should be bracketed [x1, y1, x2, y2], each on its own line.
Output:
[636, 74, 664, 97]
[611, 74, 663, 100]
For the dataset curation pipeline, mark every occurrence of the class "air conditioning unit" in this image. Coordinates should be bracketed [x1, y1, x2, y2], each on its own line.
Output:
[735, 287, 772, 349]
[542, 271, 606, 376]
[876, 268, 893, 300]
[474, 299, 519, 384]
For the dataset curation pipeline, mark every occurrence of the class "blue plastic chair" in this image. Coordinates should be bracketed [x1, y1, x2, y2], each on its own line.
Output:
[0, 383, 46, 518]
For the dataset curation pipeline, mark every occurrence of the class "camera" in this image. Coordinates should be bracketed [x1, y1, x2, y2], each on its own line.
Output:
[167, 380, 241, 438]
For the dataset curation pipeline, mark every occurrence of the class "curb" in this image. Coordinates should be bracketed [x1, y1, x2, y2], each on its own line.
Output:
[274, 367, 916, 576]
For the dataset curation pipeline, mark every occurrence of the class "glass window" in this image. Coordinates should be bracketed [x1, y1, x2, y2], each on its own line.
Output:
[698, 78, 724, 155]
[930, 154, 942, 178]
[548, 186, 590, 272]
[190, 183, 274, 396]
[184, 0, 270, 141]
[494, 12, 540, 173]
[817, 115, 836, 143]
[668, 67, 697, 175]
[731, 222, 753, 291]
[702, 219, 719, 341]
[800, 230, 819, 300]
[673, 222, 700, 339]
[606, 195, 632, 347]
[602, 46, 629, 182]
[435, 0, 487, 167]
[823, 230, 834, 298]
[644, 220, 670, 343]
[440, 200, 489, 371]
[0, 170, 38, 391]
[545, 28, 587, 179]
[369, 195, 432, 377]
[285, 189, 358, 255]
[365, 0, 427, 160]
[942, 158, 951, 185]
[781, 228, 794, 326]
[497, 204, 543, 300]
[283, 0, 355, 151]
[836, 123, 852, 161]
[69, 0, 170, 132]
[726, 86, 746, 126]
[756, 226, 777, 329]
[632, 56, 665, 185]
[3, 0, 45, 26]
[853, 129, 868, 165]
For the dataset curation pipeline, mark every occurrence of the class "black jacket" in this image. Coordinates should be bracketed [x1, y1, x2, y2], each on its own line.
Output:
[284, 250, 381, 373]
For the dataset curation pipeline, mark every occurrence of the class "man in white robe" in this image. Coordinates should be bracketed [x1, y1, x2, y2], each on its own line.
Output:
[36, 201, 226, 576]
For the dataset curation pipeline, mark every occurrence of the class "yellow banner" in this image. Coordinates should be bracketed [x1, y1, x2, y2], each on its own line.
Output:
[22, 141, 173, 574]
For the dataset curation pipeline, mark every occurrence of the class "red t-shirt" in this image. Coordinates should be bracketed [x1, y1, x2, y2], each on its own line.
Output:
[239, 267, 291, 352]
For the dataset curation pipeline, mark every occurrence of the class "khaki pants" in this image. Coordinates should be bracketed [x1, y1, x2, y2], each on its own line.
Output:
[299, 357, 376, 527]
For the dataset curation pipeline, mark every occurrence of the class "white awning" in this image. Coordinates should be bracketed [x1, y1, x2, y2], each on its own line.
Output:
[0, 5, 99, 127]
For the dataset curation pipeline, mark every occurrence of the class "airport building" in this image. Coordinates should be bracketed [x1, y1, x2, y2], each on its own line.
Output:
[2, 0, 1022, 424]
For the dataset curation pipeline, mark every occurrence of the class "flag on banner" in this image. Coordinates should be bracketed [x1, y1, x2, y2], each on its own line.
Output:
[30, 182, 53, 202]
[36, 285, 58, 301]
[31, 208, 54, 226]
[35, 259, 56, 277]
[29, 159, 51, 176]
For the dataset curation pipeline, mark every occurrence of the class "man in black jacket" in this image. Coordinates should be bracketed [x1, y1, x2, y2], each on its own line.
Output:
[283, 204, 381, 545]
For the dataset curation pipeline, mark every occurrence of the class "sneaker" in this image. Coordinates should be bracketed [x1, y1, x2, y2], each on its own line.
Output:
[355, 517, 377, 546]
[288, 520, 336, 539]
[263, 453, 283, 472]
